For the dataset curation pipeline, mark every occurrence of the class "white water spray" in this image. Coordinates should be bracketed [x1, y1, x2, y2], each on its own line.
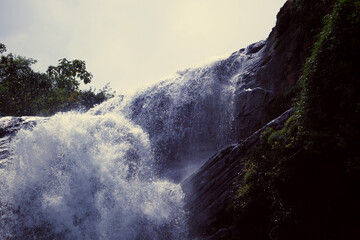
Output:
[90, 42, 266, 181]
[0, 113, 187, 239]
[0, 40, 266, 239]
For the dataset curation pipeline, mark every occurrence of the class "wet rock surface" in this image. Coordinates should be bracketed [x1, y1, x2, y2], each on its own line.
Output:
[182, 109, 294, 239]
[181, 0, 335, 238]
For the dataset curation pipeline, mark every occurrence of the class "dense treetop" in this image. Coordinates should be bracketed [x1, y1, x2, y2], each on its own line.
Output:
[0, 44, 114, 116]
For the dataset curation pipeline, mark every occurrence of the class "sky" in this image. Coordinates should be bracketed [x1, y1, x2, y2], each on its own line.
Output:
[0, 0, 287, 94]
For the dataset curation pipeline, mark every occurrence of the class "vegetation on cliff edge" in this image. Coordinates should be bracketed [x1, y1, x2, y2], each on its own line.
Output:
[233, 0, 360, 239]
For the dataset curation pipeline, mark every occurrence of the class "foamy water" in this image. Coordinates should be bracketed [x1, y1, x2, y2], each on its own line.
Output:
[0, 41, 266, 239]
[0, 113, 187, 239]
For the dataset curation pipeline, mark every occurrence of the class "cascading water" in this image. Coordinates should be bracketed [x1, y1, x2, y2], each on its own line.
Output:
[90, 41, 266, 181]
[0, 113, 187, 239]
[0, 40, 266, 239]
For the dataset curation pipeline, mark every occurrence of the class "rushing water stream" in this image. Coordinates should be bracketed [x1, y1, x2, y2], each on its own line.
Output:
[0, 41, 266, 239]
[0, 113, 187, 239]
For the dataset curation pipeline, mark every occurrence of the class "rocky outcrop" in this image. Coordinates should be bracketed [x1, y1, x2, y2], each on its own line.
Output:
[235, 0, 334, 139]
[182, 0, 336, 238]
[182, 109, 294, 239]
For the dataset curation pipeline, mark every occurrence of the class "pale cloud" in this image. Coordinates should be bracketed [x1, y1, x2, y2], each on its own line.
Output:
[0, 0, 286, 94]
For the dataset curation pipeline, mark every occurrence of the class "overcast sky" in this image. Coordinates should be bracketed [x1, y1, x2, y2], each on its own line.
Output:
[0, 0, 286, 94]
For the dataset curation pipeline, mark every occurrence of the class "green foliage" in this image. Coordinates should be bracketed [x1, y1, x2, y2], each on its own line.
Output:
[0, 52, 52, 115]
[78, 84, 115, 110]
[298, 0, 360, 130]
[0, 45, 113, 116]
[0, 43, 6, 54]
[47, 58, 92, 91]
[232, 0, 360, 239]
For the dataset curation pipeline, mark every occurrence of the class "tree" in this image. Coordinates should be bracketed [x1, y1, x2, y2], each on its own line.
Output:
[41, 58, 94, 114]
[0, 43, 113, 116]
[0, 43, 6, 54]
[79, 83, 115, 110]
[0, 49, 51, 115]
[47, 58, 92, 92]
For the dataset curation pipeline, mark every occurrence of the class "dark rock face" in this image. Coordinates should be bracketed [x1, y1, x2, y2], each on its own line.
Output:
[235, 0, 334, 139]
[182, 109, 294, 239]
[182, 0, 335, 238]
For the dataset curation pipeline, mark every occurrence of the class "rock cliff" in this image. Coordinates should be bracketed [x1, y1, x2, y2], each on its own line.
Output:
[182, 0, 336, 239]
[182, 109, 294, 239]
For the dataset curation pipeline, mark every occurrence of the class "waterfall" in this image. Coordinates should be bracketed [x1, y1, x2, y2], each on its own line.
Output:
[0, 113, 187, 239]
[90, 41, 266, 181]
[0, 40, 266, 239]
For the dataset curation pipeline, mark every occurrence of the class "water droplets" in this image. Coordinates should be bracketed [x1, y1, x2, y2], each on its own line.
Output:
[0, 112, 187, 239]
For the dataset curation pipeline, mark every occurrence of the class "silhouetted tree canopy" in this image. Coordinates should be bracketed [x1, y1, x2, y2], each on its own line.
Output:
[0, 44, 114, 116]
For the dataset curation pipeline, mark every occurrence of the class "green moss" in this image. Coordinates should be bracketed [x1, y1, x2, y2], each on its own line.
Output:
[231, 0, 360, 238]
